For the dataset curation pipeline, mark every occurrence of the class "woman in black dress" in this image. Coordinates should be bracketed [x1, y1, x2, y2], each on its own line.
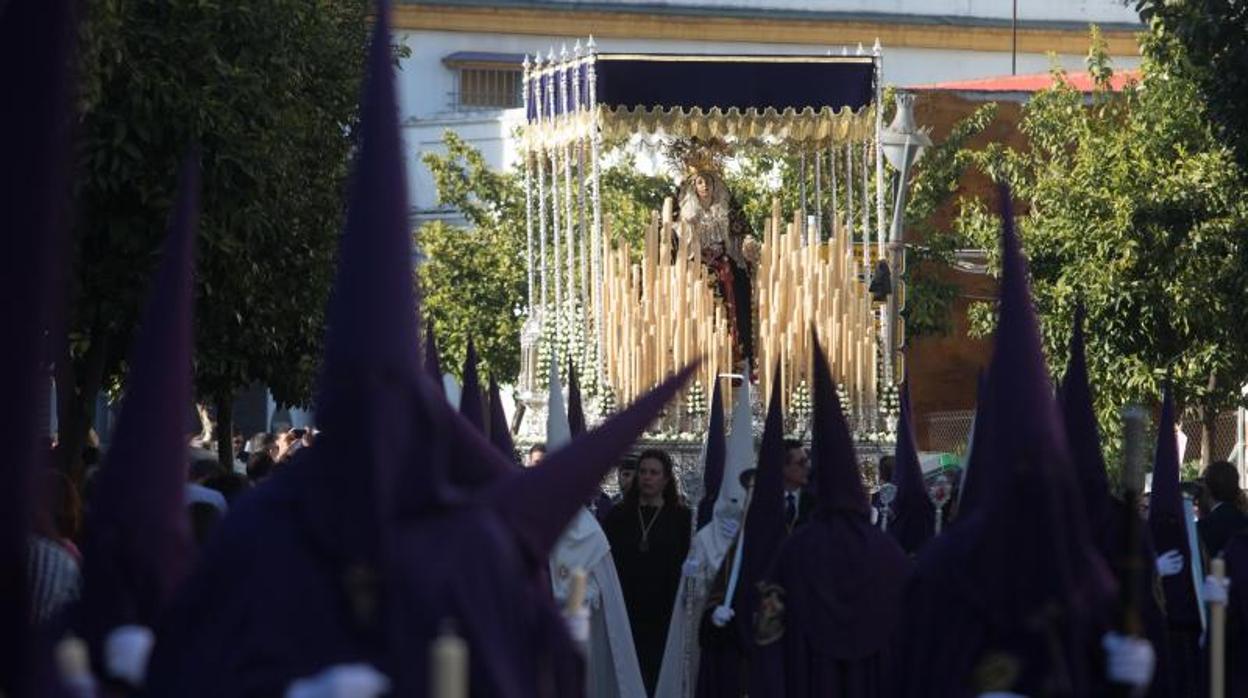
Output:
[603, 448, 692, 695]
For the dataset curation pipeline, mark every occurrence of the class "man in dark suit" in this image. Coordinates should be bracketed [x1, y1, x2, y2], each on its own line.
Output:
[1198, 461, 1248, 557]
[782, 439, 816, 532]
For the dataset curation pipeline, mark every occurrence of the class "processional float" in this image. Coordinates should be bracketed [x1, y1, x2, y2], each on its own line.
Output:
[515, 41, 899, 446]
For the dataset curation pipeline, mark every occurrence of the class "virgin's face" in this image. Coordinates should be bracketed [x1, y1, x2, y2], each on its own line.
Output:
[694, 174, 711, 200]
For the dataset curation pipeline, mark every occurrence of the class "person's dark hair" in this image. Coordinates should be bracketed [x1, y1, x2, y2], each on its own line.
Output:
[32, 467, 81, 543]
[189, 456, 223, 483]
[783, 438, 804, 454]
[618, 457, 638, 472]
[529, 443, 547, 456]
[628, 448, 682, 506]
[189, 501, 222, 547]
[204, 472, 251, 505]
[1205, 461, 1245, 509]
[247, 452, 276, 482]
[878, 455, 896, 484]
[1181, 479, 1214, 517]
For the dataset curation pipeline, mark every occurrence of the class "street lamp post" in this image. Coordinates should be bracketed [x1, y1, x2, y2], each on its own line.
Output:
[880, 92, 931, 387]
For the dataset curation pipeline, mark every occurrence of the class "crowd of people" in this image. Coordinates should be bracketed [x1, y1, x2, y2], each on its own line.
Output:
[8, 1, 1248, 697]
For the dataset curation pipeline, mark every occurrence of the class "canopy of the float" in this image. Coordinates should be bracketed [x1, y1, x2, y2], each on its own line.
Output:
[521, 52, 879, 150]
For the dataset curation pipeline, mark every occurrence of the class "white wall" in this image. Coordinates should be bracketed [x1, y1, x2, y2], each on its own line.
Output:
[397, 19, 1142, 213]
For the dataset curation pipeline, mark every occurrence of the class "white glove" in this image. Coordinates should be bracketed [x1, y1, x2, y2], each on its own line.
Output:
[870, 508, 879, 526]
[1155, 549, 1185, 578]
[719, 517, 740, 540]
[681, 557, 701, 577]
[711, 605, 735, 628]
[1204, 575, 1230, 605]
[565, 607, 591, 644]
[1102, 632, 1156, 690]
[285, 664, 392, 698]
[104, 625, 155, 688]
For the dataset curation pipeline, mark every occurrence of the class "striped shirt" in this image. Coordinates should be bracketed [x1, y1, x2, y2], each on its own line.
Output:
[27, 535, 81, 625]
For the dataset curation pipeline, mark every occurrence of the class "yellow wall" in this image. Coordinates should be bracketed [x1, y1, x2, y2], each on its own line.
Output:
[393, 4, 1140, 56]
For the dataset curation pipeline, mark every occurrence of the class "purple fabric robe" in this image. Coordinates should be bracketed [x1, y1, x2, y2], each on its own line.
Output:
[893, 188, 1115, 697]
[888, 385, 935, 555]
[1060, 305, 1174, 697]
[750, 335, 912, 698]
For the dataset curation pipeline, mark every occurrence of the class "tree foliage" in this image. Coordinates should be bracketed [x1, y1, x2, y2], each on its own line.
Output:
[67, 0, 370, 470]
[900, 103, 999, 337]
[957, 27, 1248, 460]
[419, 132, 673, 382]
[1136, 0, 1248, 174]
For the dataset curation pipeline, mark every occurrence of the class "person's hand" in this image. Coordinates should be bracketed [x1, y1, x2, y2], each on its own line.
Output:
[105, 625, 155, 688]
[1204, 575, 1230, 605]
[742, 237, 761, 264]
[1102, 632, 1156, 690]
[564, 607, 591, 644]
[285, 664, 391, 698]
[681, 558, 701, 577]
[718, 517, 739, 540]
[1155, 549, 1184, 578]
[711, 605, 735, 627]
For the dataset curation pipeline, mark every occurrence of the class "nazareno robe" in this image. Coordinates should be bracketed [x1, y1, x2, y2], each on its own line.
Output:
[1216, 531, 1248, 696]
[604, 499, 692, 695]
[750, 512, 912, 698]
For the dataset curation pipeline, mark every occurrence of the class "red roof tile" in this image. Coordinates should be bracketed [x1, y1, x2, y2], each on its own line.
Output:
[912, 70, 1140, 93]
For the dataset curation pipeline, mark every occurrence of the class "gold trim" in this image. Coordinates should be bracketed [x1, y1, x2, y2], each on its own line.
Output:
[522, 104, 875, 151]
[393, 5, 1140, 55]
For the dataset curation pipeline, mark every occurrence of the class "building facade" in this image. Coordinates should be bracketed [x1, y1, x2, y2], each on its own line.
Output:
[393, 0, 1143, 221]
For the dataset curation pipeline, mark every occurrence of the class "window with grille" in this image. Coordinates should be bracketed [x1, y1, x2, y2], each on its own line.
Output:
[459, 67, 522, 108]
[443, 52, 525, 110]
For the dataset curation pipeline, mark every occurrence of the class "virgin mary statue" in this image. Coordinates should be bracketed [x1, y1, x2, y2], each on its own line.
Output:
[671, 141, 760, 369]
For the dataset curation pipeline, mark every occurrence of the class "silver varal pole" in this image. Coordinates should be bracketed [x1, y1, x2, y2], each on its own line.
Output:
[522, 57, 535, 316]
[547, 49, 563, 319]
[829, 145, 838, 236]
[813, 149, 822, 244]
[587, 36, 606, 390]
[559, 46, 576, 324]
[861, 142, 871, 269]
[535, 56, 549, 312]
[845, 142, 856, 264]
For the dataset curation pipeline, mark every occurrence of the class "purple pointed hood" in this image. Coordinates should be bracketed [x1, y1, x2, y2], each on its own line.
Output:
[696, 380, 726, 529]
[1059, 305, 1109, 526]
[79, 155, 199, 662]
[1149, 385, 1183, 524]
[1, 1, 75, 693]
[567, 364, 586, 436]
[924, 186, 1109, 627]
[890, 383, 936, 553]
[488, 364, 696, 562]
[748, 339, 912, 677]
[810, 337, 870, 516]
[300, 4, 452, 557]
[424, 320, 444, 396]
[458, 338, 484, 431]
[487, 377, 517, 463]
[954, 369, 993, 520]
[731, 366, 789, 641]
[1149, 384, 1199, 625]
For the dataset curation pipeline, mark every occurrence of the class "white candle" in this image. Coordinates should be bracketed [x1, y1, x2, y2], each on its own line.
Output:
[430, 623, 468, 698]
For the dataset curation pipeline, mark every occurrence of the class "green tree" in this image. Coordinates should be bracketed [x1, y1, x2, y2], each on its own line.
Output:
[900, 103, 999, 338]
[419, 132, 672, 382]
[958, 28, 1248, 465]
[65, 0, 370, 473]
[1136, 1, 1248, 174]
